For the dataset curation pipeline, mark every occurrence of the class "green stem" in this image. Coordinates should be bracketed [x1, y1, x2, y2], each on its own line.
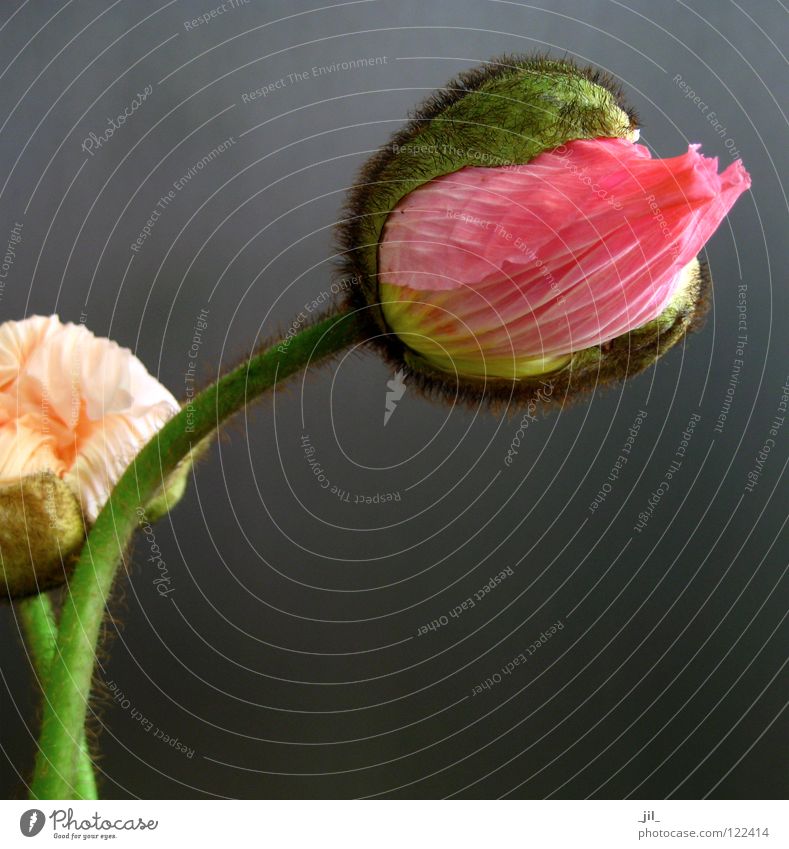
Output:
[18, 594, 98, 799]
[29, 308, 365, 799]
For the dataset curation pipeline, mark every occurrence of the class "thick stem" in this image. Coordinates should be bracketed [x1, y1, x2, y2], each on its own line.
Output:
[29, 308, 364, 799]
[18, 594, 98, 799]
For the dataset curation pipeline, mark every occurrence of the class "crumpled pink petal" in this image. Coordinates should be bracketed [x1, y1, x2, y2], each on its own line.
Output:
[379, 137, 751, 366]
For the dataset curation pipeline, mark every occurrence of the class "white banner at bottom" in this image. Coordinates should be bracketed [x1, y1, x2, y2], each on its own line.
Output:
[2, 799, 785, 848]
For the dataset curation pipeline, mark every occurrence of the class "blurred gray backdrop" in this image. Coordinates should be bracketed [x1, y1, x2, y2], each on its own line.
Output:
[1, 0, 787, 799]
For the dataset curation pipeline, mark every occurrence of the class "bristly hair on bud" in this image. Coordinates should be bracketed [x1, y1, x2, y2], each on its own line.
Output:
[333, 54, 728, 413]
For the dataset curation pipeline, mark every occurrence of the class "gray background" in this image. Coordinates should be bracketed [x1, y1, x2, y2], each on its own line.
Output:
[1, 0, 787, 799]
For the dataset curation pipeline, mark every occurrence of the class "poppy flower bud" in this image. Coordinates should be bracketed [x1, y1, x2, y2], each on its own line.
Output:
[339, 55, 751, 406]
[0, 315, 183, 598]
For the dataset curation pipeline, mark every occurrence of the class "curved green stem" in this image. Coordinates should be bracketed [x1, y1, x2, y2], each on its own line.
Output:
[29, 308, 365, 799]
[18, 594, 98, 799]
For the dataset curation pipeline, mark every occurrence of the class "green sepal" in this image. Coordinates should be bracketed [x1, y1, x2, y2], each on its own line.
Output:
[0, 473, 85, 599]
[143, 433, 213, 523]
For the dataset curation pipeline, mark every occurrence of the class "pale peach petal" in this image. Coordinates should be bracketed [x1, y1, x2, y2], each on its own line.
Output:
[66, 403, 177, 522]
[0, 315, 180, 522]
[0, 417, 66, 481]
[19, 323, 175, 428]
[0, 315, 60, 391]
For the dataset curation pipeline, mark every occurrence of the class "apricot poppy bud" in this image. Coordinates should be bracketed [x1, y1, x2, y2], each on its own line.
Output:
[339, 55, 751, 407]
[0, 315, 183, 598]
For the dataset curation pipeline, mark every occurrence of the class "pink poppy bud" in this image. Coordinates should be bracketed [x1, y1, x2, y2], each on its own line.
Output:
[379, 138, 750, 379]
[338, 55, 751, 407]
[0, 315, 181, 597]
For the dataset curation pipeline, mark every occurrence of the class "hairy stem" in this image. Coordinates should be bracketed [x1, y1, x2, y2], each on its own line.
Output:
[18, 594, 98, 799]
[29, 308, 364, 799]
